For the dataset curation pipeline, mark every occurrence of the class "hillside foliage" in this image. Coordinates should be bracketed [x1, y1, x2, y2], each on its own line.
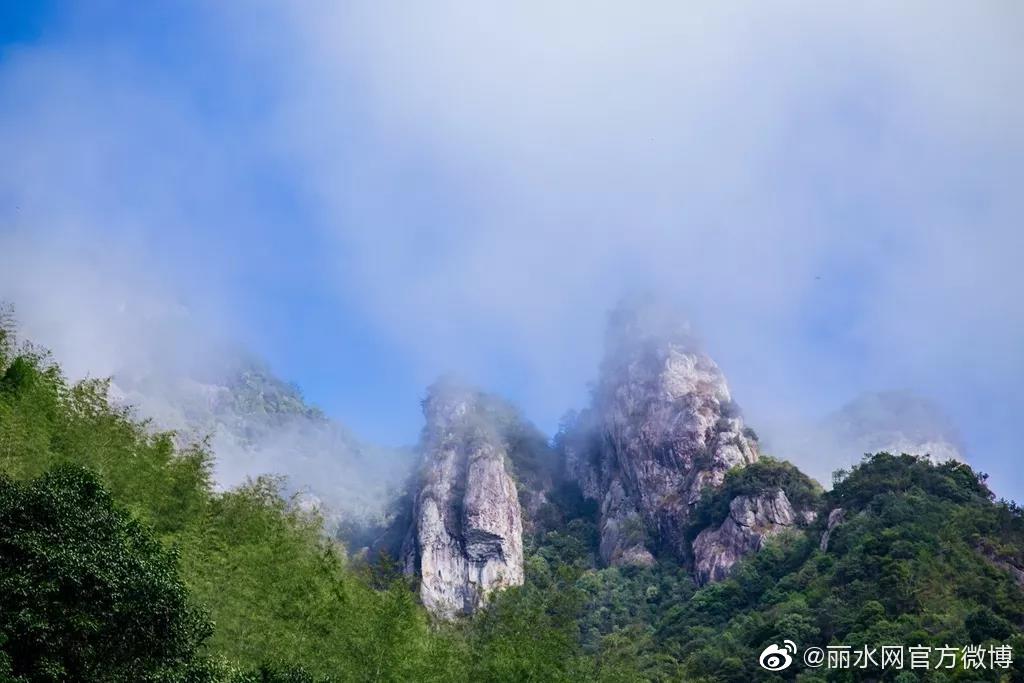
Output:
[1, 320, 1023, 681]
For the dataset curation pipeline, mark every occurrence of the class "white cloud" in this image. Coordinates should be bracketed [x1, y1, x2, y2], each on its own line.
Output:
[253, 7, 1020, 385]
[1, 2, 1022, 496]
[250, 2, 1023, 490]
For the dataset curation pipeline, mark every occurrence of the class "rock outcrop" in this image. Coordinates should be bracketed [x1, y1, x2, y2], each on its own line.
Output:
[819, 507, 845, 552]
[692, 489, 809, 584]
[402, 382, 524, 619]
[402, 301, 820, 609]
[562, 301, 760, 566]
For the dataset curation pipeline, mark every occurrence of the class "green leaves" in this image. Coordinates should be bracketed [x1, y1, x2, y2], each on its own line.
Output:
[0, 335, 465, 682]
[652, 453, 1024, 680]
[0, 466, 216, 682]
[177, 477, 461, 682]
[687, 457, 823, 543]
[3, 318, 1024, 682]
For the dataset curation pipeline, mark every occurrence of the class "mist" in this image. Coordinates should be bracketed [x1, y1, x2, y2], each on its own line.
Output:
[1, 3, 1022, 500]
[0, 233, 414, 520]
[255, 1, 1024, 494]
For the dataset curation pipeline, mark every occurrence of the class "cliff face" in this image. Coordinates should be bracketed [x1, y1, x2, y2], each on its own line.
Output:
[402, 303, 828, 610]
[563, 302, 759, 566]
[402, 383, 525, 619]
[819, 507, 845, 552]
[693, 489, 813, 584]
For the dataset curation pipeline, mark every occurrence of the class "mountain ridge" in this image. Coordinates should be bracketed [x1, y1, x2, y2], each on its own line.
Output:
[4, 304, 1024, 680]
[400, 301, 828, 618]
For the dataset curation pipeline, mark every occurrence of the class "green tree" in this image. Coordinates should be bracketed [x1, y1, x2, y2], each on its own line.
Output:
[0, 465, 215, 682]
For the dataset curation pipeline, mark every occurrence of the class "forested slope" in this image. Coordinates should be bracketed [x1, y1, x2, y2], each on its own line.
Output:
[2, 320, 1024, 682]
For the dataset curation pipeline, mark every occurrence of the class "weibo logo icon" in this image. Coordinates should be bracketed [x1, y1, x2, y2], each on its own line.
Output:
[759, 640, 797, 671]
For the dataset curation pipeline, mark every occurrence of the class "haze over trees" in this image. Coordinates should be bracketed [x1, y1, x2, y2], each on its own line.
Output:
[1, 312, 1023, 682]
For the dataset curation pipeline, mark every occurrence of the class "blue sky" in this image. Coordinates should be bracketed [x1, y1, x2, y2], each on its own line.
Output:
[0, 1, 432, 438]
[1, 2, 1022, 498]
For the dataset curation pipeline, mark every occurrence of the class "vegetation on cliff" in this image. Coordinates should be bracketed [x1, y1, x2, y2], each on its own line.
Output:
[1, 320, 1023, 682]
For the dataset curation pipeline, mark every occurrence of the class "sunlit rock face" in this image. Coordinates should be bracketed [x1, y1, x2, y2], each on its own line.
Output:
[401, 382, 524, 619]
[692, 489, 812, 584]
[563, 301, 759, 566]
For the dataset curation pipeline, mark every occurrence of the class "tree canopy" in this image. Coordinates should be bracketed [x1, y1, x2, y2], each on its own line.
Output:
[1, 317, 1023, 681]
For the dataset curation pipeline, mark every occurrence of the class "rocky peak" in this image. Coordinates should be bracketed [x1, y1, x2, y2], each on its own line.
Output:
[563, 301, 759, 566]
[402, 380, 525, 619]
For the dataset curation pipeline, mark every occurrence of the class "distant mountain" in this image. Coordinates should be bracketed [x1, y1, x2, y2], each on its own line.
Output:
[108, 356, 416, 523]
[770, 389, 965, 488]
[822, 390, 965, 464]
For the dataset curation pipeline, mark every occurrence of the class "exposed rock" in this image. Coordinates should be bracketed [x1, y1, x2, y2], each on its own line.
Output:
[997, 560, 1024, 588]
[563, 300, 759, 565]
[976, 544, 1024, 589]
[596, 478, 655, 566]
[819, 507, 845, 552]
[692, 489, 804, 584]
[618, 544, 657, 567]
[402, 382, 524, 619]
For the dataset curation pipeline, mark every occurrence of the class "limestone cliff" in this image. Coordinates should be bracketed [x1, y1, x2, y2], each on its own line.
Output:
[401, 382, 526, 619]
[562, 301, 760, 566]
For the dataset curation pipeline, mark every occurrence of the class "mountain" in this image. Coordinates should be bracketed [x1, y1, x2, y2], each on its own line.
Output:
[400, 378, 556, 618]
[651, 452, 1024, 681]
[777, 389, 966, 488]
[109, 356, 415, 524]
[559, 300, 762, 568]
[401, 301, 819, 617]
[391, 300, 1024, 680]
[401, 381, 525, 618]
[4, 303, 1024, 681]
[821, 390, 965, 465]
